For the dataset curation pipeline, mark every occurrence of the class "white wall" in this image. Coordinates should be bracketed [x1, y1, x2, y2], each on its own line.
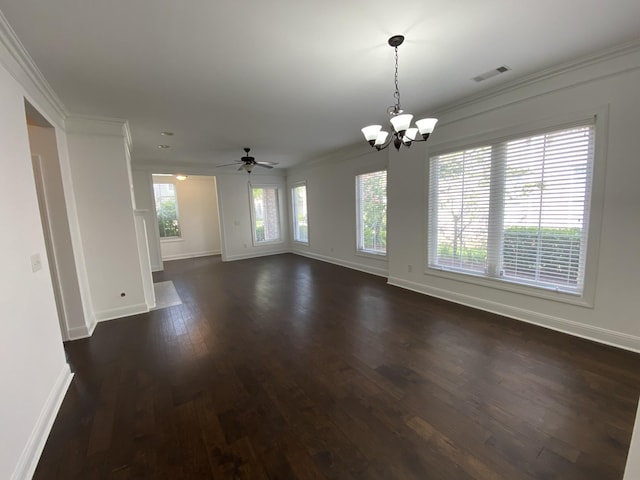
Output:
[65, 118, 147, 321]
[288, 45, 640, 352]
[27, 124, 86, 340]
[155, 175, 221, 261]
[0, 57, 71, 480]
[287, 147, 389, 277]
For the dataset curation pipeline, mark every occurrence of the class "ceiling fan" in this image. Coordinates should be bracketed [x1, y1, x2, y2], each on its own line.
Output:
[215, 148, 278, 173]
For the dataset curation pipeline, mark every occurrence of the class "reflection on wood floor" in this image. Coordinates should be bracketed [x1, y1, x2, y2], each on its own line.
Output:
[35, 254, 640, 479]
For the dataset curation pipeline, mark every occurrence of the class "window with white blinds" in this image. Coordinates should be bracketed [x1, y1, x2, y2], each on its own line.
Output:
[291, 183, 309, 244]
[356, 170, 387, 255]
[250, 185, 281, 244]
[428, 123, 594, 294]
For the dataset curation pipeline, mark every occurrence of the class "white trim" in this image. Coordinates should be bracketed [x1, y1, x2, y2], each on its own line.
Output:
[161, 250, 221, 261]
[387, 276, 640, 353]
[64, 115, 129, 136]
[292, 250, 388, 278]
[95, 303, 149, 322]
[224, 248, 290, 262]
[66, 318, 97, 340]
[430, 39, 640, 124]
[160, 237, 184, 243]
[10, 365, 73, 480]
[0, 10, 68, 121]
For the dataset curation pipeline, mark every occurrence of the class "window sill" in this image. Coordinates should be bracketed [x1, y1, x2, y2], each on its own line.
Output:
[160, 237, 184, 243]
[253, 239, 284, 247]
[425, 266, 593, 308]
[355, 250, 387, 261]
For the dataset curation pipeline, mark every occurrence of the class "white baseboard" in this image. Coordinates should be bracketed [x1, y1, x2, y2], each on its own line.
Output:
[95, 302, 148, 322]
[11, 364, 73, 480]
[292, 250, 388, 278]
[223, 249, 289, 262]
[388, 276, 640, 353]
[66, 316, 97, 340]
[161, 250, 220, 261]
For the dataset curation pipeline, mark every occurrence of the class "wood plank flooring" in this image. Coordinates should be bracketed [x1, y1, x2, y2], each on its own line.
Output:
[35, 254, 640, 479]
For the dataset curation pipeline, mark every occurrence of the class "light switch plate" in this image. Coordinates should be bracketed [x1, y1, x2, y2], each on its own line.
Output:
[30, 253, 42, 272]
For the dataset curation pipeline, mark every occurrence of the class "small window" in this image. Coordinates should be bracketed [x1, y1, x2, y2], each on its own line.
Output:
[356, 170, 387, 256]
[250, 185, 281, 244]
[292, 183, 309, 244]
[153, 182, 181, 238]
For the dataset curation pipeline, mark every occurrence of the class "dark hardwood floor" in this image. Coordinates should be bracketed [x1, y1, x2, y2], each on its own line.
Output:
[35, 254, 640, 479]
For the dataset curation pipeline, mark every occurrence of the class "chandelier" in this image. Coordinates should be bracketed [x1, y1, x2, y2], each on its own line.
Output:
[362, 35, 438, 151]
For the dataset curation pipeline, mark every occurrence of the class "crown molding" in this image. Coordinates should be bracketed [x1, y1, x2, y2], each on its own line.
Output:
[0, 10, 68, 121]
[132, 158, 287, 177]
[65, 114, 129, 137]
[431, 38, 640, 122]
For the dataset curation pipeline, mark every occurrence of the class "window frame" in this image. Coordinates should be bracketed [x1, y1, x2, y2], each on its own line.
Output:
[425, 109, 608, 307]
[152, 177, 182, 241]
[249, 183, 283, 246]
[291, 181, 309, 245]
[355, 169, 388, 258]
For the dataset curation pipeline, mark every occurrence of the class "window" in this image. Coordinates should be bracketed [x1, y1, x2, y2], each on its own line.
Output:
[291, 183, 309, 244]
[428, 122, 594, 295]
[356, 170, 387, 256]
[250, 185, 281, 244]
[153, 182, 181, 238]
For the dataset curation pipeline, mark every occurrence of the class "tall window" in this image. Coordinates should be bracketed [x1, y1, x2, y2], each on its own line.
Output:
[153, 182, 181, 238]
[428, 122, 594, 294]
[356, 170, 387, 255]
[251, 185, 281, 244]
[292, 183, 309, 244]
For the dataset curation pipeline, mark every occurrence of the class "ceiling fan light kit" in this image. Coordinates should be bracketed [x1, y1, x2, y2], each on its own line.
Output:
[362, 35, 438, 151]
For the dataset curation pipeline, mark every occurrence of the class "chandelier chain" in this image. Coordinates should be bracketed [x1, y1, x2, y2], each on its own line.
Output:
[393, 46, 401, 112]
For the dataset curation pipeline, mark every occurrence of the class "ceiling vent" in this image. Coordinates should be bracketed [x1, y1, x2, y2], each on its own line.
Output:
[472, 65, 511, 82]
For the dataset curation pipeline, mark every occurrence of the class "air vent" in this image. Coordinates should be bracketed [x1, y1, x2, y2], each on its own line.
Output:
[472, 65, 511, 82]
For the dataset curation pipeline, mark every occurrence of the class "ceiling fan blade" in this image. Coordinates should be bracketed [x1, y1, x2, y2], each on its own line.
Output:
[215, 162, 241, 168]
[237, 166, 245, 171]
[256, 163, 273, 169]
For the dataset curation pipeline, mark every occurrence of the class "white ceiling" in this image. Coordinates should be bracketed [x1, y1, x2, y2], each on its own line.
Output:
[1, 0, 639, 169]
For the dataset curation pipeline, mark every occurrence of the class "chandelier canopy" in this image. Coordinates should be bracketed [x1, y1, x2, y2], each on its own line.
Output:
[362, 35, 438, 151]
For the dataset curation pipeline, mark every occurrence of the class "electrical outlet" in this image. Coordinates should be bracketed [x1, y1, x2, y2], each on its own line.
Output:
[30, 253, 42, 272]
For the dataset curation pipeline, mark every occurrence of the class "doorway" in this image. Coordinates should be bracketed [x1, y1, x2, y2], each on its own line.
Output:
[25, 101, 84, 341]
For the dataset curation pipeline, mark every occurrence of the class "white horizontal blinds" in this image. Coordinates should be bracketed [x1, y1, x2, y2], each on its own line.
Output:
[502, 125, 594, 290]
[357, 170, 387, 255]
[292, 184, 308, 243]
[252, 186, 280, 243]
[428, 121, 594, 294]
[430, 146, 492, 274]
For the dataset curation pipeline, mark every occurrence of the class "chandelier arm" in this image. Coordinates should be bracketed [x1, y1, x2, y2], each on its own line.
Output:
[374, 134, 394, 151]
